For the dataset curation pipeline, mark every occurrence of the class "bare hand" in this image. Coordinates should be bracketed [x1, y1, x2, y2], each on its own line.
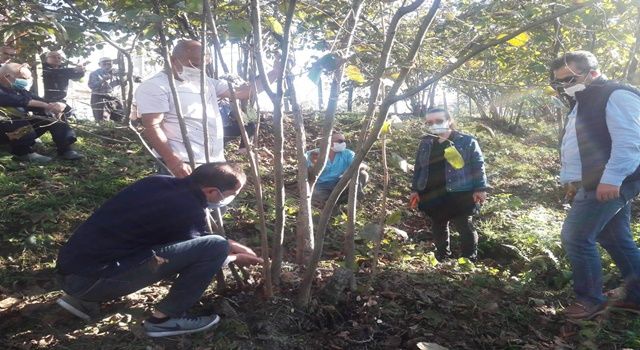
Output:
[46, 102, 66, 114]
[473, 191, 487, 204]
[229, 240, 257, 256]
[310, 151, 319, 164]
[167, 159, 191, 178]
[596, 183, 620, 202]
[232, 253, 264, 266]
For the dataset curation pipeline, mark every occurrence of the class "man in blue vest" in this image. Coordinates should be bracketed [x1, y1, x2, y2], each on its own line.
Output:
[550, 51, 640, 319]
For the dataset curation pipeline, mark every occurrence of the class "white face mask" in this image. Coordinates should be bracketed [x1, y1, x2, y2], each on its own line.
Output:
[208, 188, 236, 208]
[428, 121, 450, 135]
[178, 65, 202, 83]
[564, 83, 586, 98]
[332, 142, 347, 152]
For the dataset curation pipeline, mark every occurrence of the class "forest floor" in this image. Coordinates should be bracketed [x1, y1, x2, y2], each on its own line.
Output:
[1, 114, 639, 350]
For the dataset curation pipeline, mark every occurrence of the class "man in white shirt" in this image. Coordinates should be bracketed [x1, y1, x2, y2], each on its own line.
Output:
[135, 40, 279, 177]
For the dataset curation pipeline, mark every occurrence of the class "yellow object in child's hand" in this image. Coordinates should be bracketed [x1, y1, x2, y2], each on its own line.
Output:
[444, 145, 464, 169]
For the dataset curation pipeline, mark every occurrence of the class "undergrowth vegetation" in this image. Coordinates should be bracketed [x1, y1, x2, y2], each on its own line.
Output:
[0, 114, 638, 349]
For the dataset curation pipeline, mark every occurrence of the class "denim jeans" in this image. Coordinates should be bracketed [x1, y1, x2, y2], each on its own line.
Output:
[561, 179, 640, 306]
[58, 235, 230, 317]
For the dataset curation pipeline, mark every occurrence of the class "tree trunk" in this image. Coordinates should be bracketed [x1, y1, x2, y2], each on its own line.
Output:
[287, 75, 314, 265]
[249, 0, 296, 287]
[298, 0, 366, 307]
[347, 83, 354, 112]
[428, 80, 438, 107]
[206, 0, 273, 297]
[317, 75, 324, 111]
[371, 132, 389, 277]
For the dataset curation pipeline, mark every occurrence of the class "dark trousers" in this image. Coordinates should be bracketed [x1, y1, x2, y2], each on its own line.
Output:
[311, 168, 369, 208]
[91, 94, 124, 122]
[223, 122, 255, 149]
[419, 191, 478, 260]
[0, 117, 76, 156]
[431, 215, 478, 260]
[57, 235, 230, 317]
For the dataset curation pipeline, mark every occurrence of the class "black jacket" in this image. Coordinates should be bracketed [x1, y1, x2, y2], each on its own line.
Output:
[42, 63, 84, 102]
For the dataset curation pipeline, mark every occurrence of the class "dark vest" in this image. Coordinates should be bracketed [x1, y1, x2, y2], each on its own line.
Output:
[573, 78, 640, 190]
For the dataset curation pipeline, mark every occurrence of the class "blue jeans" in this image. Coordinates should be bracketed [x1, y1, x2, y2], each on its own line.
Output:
[561, 179, 640, 306]
[58, 235, 229, 317]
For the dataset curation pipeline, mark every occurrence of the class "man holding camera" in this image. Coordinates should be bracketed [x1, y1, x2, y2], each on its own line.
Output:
[88, 57, 124, 122]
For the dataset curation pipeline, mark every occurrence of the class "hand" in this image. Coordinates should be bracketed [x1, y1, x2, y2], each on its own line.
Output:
[409, 192, 420, 209]
[232, 253, 264, 266]
[46, 102, 66, 114]
[167, 159, 191, 178]
[564, 183, 577, 203]
[473, 191, 487, 204]
[596, 183, 620, 202]
[229, 240, 257, 256]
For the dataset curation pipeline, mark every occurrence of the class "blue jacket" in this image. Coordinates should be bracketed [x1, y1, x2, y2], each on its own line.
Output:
[411, 131, 489, 193]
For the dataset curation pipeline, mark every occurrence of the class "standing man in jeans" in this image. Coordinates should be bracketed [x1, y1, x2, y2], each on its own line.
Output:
[55, 162, 263, 337]
[88, 57, 124, 122]
[550, 50, 640, 319]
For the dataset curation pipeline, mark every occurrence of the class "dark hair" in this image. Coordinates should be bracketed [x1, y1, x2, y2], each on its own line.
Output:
[190, 162, 246, 191]
[425, 106, 456, 129]
[550, 51, 599, 73]
[425, 107, 450, 119]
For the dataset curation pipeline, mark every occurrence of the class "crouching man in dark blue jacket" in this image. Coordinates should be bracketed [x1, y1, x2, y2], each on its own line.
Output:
[55, 162, 262, 337]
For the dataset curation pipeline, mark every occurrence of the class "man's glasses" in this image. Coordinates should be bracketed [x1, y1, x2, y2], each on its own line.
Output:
[334, 139, 346, 143]
[550, 73, 585, 89]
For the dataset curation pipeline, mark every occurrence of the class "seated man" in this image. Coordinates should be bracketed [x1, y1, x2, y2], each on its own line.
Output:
[55, 162, 263, 337]
[306, 131, 368, 208]
[0, 63, 82, 162]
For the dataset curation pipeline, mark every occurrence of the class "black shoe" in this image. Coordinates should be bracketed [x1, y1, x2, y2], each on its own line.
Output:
[59, 150, 83, 160]
[56, 293, 99, 321]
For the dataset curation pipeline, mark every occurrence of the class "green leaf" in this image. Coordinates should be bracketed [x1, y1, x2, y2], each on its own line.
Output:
[265, 16, 284, 35]
[385, 210, 402, 226]
[345, 65, 366, 84]
[184, 0, 203, 14]
[228, 19, 252, 42]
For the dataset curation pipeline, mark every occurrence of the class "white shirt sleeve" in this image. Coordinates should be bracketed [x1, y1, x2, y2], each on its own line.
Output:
[601, 90, 640, 186]
[209, 77, 229, 97]
[134, 79, 171, 115]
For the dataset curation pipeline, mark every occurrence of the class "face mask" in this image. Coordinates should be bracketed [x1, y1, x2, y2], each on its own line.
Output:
[208, 188, 236, 208]
[428, 121, 450, 134]
[11, 78, 31, 91]
[332, 142, 347, 152]
[178, 65, 202, 83]
[564, 83, 586, 98]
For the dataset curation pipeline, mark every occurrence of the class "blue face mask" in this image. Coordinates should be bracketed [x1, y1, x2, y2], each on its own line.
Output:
[11, 78, 31, 91]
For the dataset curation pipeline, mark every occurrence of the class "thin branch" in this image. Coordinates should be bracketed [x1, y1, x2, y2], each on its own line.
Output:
[250, 0, 276, 100]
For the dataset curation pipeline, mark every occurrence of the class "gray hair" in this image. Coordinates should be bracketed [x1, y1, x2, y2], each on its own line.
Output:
[0, 62, 27, 77]
[550, 50, 599, 73]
